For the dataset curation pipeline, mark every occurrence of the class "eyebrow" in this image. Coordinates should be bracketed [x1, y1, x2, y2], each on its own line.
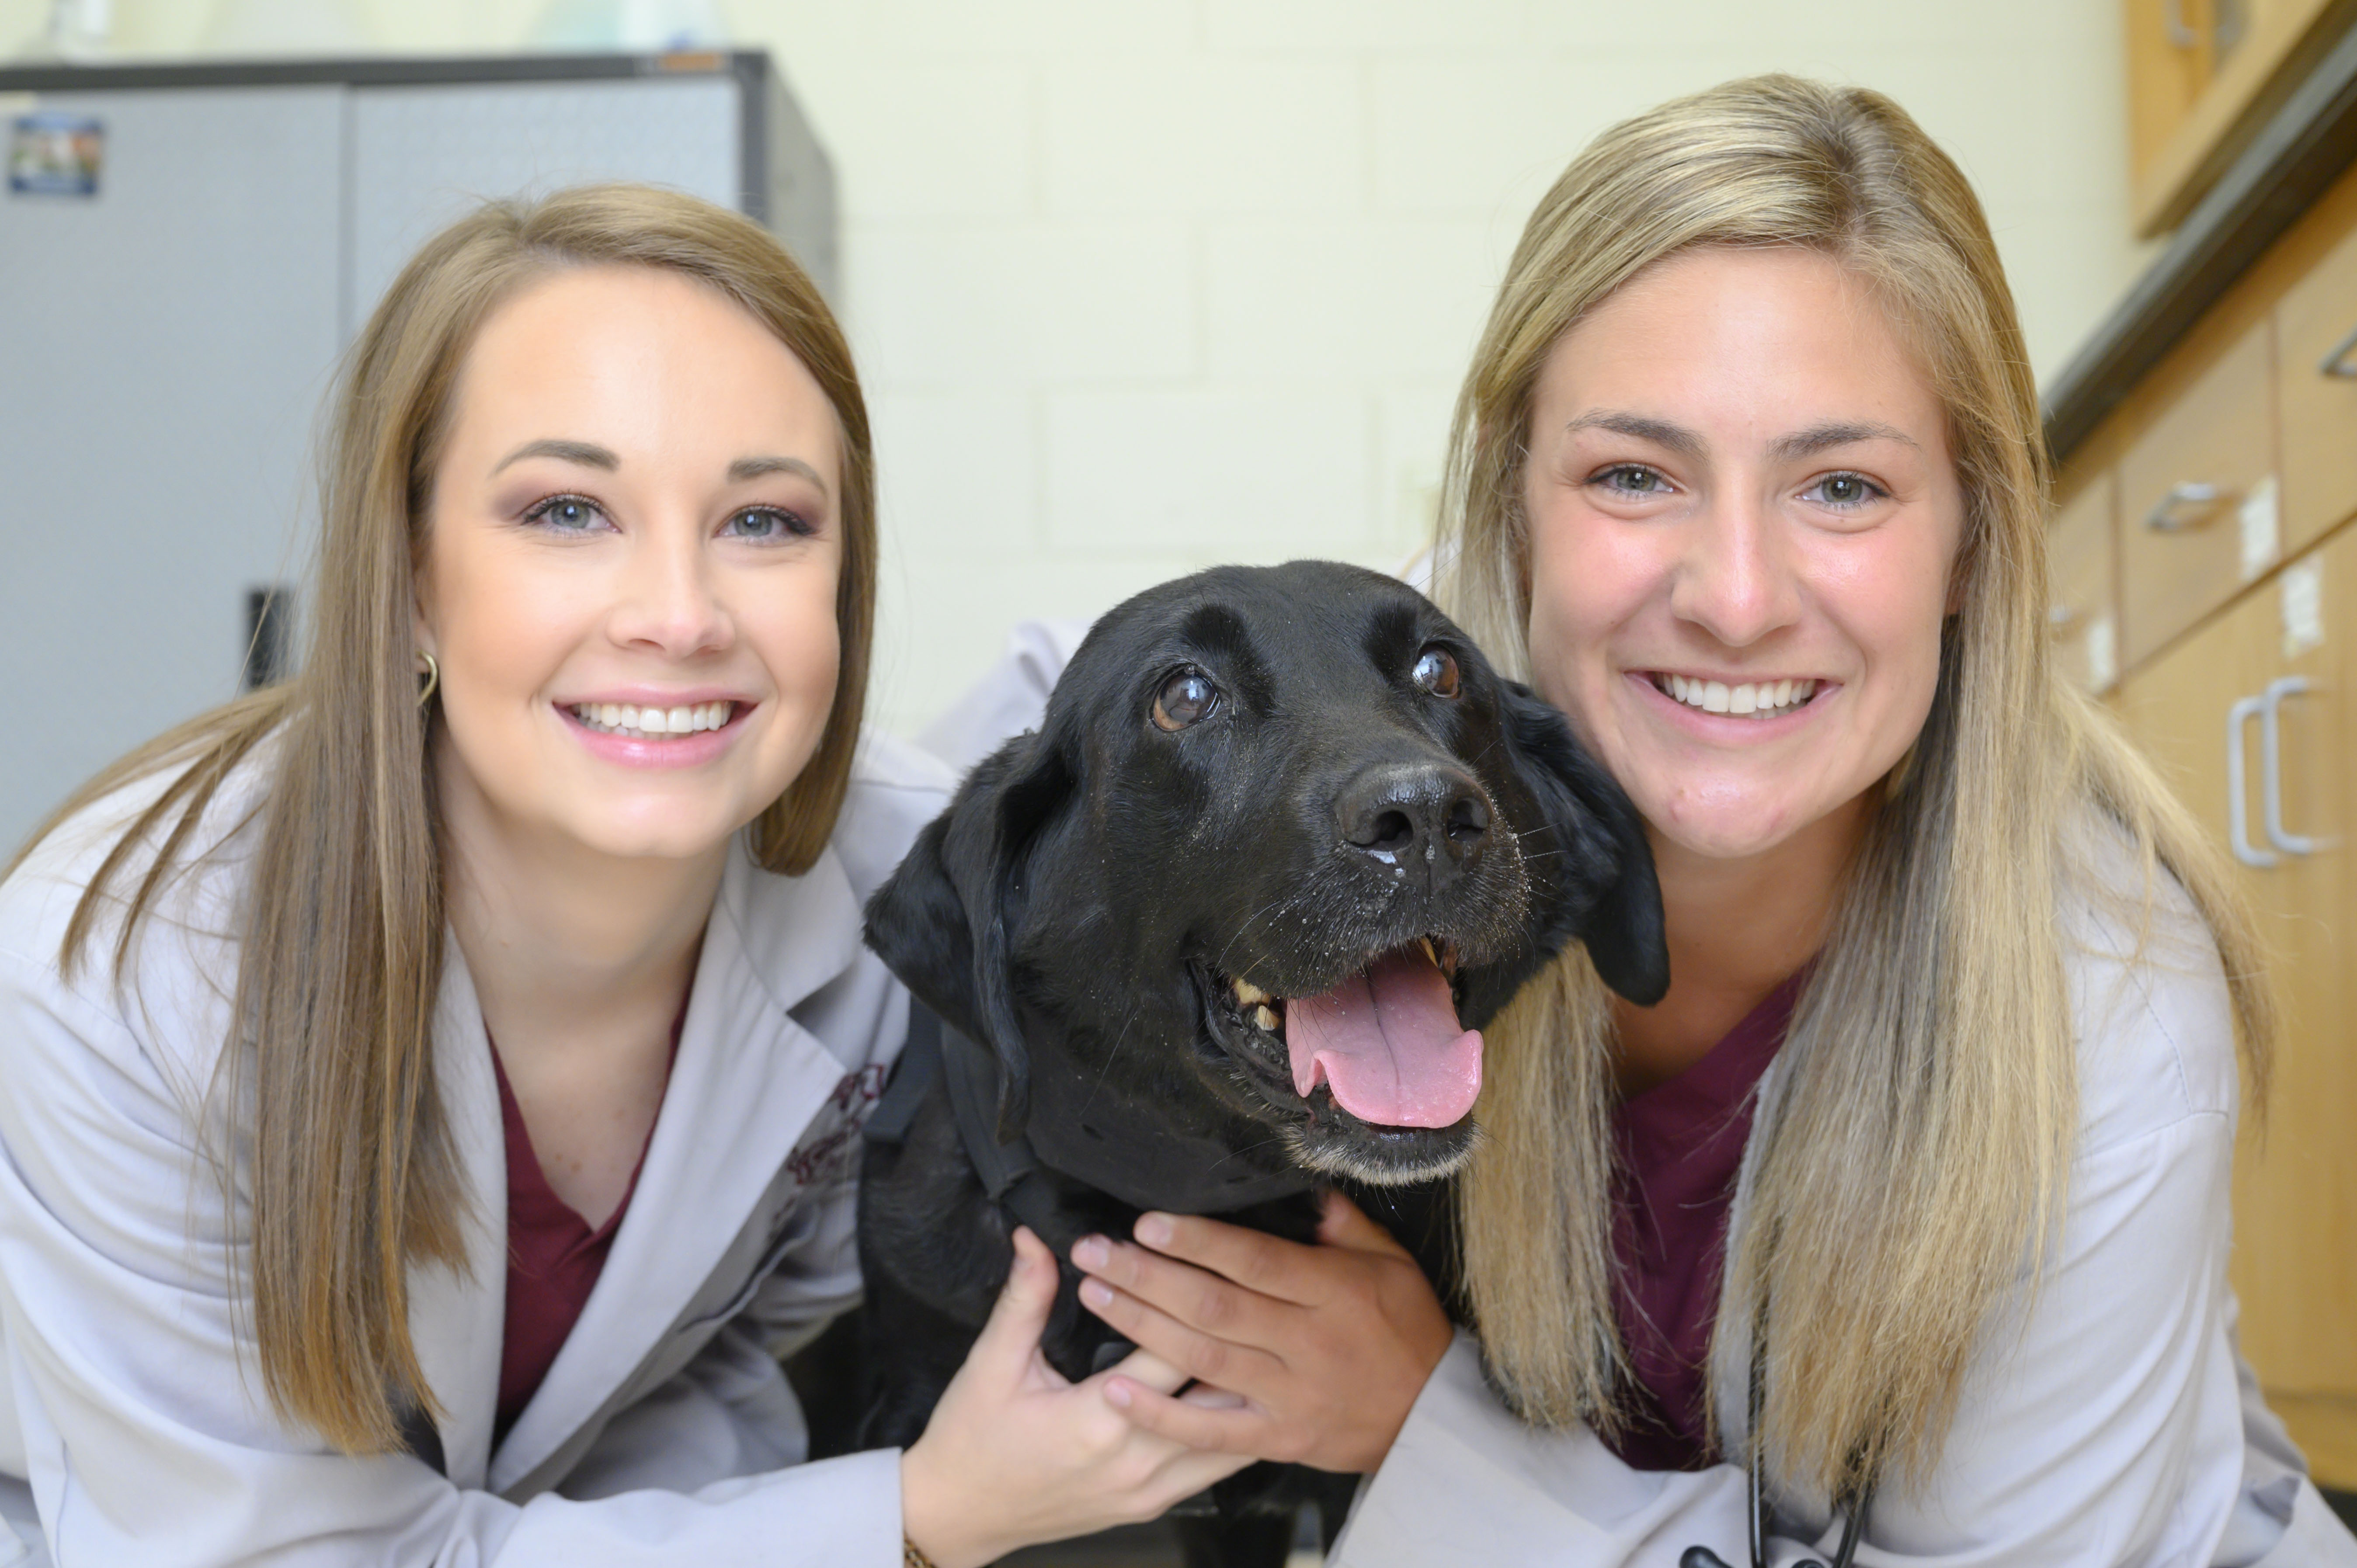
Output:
[1767, 420, 1919, 461]
[1560, 411, 1919, 464]
[1562, 410, 1703, 460]
[493, 437, 619, 474]
[727, 454, 829, 493]
[490, 441, 830, 495]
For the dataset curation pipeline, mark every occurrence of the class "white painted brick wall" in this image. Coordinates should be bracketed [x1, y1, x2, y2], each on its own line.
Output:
[7, 0, 2151, 740]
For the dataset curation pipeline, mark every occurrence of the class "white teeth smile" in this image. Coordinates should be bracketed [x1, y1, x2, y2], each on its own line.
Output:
[569, 700, 737, 738]
[1652, 673, 1819, 718]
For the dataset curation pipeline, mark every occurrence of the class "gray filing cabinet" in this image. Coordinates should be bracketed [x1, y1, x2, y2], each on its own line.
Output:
[0, 52, 835, 853]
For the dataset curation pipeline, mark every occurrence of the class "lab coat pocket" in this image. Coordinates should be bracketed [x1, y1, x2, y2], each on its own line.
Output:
[679, 1201, 815, 1332]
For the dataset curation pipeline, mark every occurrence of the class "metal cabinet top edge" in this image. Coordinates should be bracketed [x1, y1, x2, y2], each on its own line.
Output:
[0, 50, 771, 94]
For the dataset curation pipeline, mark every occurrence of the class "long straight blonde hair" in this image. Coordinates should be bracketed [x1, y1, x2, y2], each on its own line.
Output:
[1439, 76, 2272, 1502]
[11, 184, 877, 1455]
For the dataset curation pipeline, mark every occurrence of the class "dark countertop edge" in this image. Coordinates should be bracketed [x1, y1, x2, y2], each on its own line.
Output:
[0, 48, 765, 92]
[2043, 23, 2357, 462]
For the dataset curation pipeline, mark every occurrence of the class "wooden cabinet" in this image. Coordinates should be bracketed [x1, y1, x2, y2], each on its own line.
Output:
[2126, 0, 2357, 235]
[2277, 217, 2357, 553]
[2119, 528, 2356, 1485]
[2060, 131, 2357, 1492]
[2051, 473, 2122, 694]
[2116, 322, 2277, 668]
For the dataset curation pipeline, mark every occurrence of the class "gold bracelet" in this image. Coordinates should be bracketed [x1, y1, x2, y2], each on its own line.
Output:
[903, 1540, 938, 1568]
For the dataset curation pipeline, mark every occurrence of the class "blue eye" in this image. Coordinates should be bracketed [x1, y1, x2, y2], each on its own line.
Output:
[1597, 464, 1669, 496]
[524, 494, 607, 532]
[723, 506, 813, 541]
[1806, 471, 1884, 508]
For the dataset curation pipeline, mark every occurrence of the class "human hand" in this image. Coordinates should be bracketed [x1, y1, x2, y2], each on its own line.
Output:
[898, 1227, 1255, 1568]
[1071, 1191, 1453, 1474]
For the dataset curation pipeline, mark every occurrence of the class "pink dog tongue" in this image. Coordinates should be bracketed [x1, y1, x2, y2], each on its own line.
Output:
[1286, 947, 1481, 1128]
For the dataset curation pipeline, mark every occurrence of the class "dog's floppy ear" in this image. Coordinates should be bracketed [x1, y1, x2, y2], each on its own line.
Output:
[865, 732, 1073, 1141]
[1497, 679, 1670, 1006]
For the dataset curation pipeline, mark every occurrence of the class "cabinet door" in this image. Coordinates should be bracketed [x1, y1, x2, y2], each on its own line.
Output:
[2119, 528, 2354, 1487]
[0, 87, 344, 854]
[2277, 216, 2357, 554]
[2050, 472, 2121, 695]
[2117, 322, 2278, 668]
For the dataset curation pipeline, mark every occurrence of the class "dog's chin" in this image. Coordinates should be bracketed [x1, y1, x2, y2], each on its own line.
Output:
[1280, 1107, 1480, 1186]
[1187, 957, 1482, 1187]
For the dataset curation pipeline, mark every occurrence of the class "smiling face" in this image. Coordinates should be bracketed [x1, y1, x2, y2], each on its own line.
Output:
[1522, 246, 1966, 865]
[415, 264, 844, 866]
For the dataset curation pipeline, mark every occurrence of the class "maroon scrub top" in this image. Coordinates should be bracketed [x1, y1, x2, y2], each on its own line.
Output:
[489, 1002, 686, 1441]
[1605, 969, 1805, 1471]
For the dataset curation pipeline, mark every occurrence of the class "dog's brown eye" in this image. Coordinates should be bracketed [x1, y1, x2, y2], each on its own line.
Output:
[1412, 647, 1462, 698]
[1152, 669, 1218, 732]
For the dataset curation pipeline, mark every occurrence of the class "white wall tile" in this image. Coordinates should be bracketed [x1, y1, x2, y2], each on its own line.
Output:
[798, 62, 1035, 220]
[848, 218, 1197, 386]
[1203, 219, 1499, 382]
[870, 389, 1039, 556]
[845, 0, 1195, 57]
[1202, 0, 1531, 52]
[1043, 388, 1376, 556]
[1042, 59, 1367, 216]
[1377, 382, 1463, 564]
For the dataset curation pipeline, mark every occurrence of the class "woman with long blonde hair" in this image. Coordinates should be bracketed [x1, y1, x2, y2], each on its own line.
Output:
[1063, 77, 2357, 1562]
[0, 184, 1245, 1567]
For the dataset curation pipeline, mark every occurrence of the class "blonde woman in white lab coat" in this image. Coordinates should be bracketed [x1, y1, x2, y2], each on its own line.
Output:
[1060, 80, 2357, 1564]
[0, 185, 1244, 1568]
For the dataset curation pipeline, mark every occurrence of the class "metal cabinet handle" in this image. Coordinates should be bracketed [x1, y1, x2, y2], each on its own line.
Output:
[2145, 481, 2225, 532]
[2260, 676, 2327, 855]
[2165, 0, 2198, 47]
[2321, 322, 2357, 379]
[2227, 694, 2277, 867]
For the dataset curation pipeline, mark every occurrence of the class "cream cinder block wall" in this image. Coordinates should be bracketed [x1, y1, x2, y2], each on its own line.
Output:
[7, 0, 2151, 738]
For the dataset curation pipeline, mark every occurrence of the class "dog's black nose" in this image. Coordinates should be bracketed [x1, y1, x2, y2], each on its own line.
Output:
[1337, 761, 1491, 881]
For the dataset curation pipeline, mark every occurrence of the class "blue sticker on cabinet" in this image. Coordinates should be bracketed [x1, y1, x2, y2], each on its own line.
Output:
[9, 113, 103, 196]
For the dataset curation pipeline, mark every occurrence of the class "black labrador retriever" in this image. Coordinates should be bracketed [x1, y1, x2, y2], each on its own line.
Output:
[855, 560, 1667, 1565]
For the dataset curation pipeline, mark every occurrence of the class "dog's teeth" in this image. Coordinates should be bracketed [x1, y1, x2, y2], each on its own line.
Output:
[1233, 978, 1269, 1006]
[1252, 1004, 1280, 1033]
[1418, 937, 1439, 967]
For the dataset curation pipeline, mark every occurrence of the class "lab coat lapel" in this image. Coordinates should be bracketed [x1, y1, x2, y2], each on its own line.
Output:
[487, 838, 865, 1492]
[404, 932, 509, 1490]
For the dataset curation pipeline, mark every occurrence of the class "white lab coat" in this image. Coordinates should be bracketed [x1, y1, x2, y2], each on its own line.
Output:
[0, 729, 955, 1567]
[955, 620, 2357, 1567]
[1331, 833, 2357, 1567]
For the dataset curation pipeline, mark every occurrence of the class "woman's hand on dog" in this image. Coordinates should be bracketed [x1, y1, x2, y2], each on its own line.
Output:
[1071, 1192, 1453, 1475]
[898, 1226, 1254, 1568]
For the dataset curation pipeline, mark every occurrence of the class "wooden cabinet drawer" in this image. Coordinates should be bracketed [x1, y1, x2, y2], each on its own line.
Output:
[2048, 473, 2121, 693]
[2277, 215, 2357, 552]
[2117, 321, 2277, 667]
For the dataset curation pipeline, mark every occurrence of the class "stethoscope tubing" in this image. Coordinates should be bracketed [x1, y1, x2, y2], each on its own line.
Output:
[1682, 1340, 1871, 1568]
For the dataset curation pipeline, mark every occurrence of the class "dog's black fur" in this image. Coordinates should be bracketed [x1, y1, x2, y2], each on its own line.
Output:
[856, 561, 1668, 1566]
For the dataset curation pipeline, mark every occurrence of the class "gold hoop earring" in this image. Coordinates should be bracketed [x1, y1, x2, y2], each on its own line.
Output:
[417, 651, 440, 708]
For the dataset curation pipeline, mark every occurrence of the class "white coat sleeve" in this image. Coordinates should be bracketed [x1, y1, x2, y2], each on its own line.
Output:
[0, 947, 902, 1568]
[1331, 927, 2354, 1567]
